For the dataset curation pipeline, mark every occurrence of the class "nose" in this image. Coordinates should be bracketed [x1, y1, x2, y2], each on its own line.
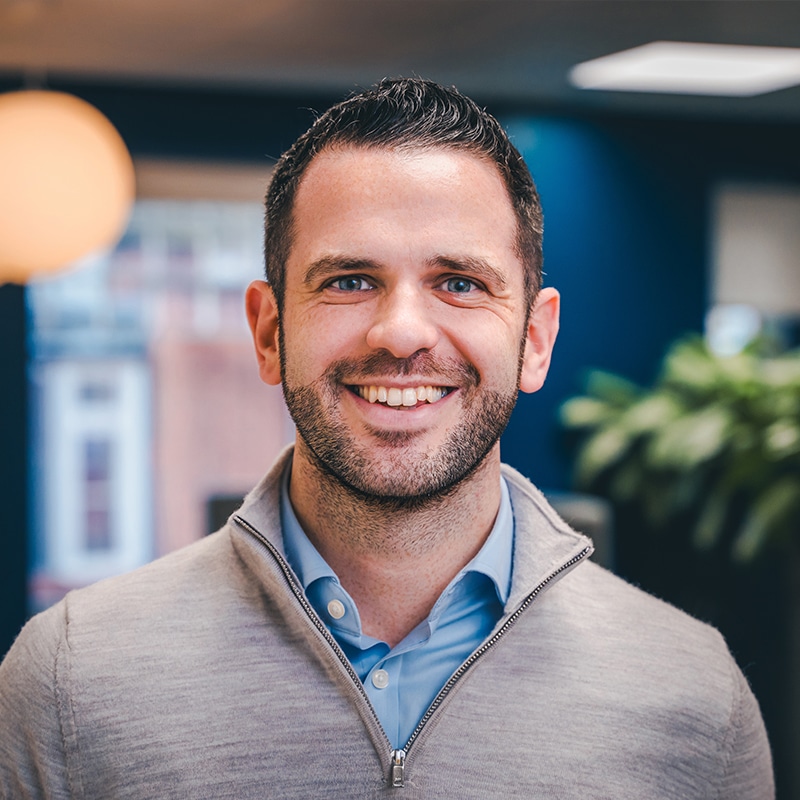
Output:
[365, 284, 440, 358]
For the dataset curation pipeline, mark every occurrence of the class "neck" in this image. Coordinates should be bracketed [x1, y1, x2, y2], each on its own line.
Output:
[288, 439, 503, 647]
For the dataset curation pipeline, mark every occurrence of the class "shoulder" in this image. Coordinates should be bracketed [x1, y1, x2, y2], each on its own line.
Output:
[497, 463, 773, 795]
[1, 531, 241, 694]
[65, 529, 240, 632]
[0, 598, 75, 794]
[2, 450, 293, 687]
[500, 461, 728, 654]
[55, 447, 293, 644]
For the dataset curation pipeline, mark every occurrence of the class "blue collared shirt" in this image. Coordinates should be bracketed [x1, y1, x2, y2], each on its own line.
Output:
[280, 467, 514, 748]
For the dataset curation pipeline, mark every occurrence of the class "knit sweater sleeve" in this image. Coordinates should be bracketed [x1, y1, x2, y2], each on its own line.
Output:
[715, 659, 775, 800]
[0, 602, 77, 800]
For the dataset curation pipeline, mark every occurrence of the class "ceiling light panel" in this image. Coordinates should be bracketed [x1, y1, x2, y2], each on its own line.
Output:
[570, 41, 800, 97]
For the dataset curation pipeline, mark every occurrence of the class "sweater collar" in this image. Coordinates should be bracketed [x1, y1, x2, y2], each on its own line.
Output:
[278, 456, 514, 607]
[232, 446, 593, 615]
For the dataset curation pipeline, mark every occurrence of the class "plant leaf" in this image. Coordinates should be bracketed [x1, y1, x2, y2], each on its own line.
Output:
[559, 396, 614, 429]
[764, 420, 800, 460]
[619, 392, 683, 435]
[693, 483, 731, 550]
[584, 370, 641, 406]
[662, 338, 717, 392]
[575, 426, 633, 487]
[645, 406, 733, 470]
[732, 476, 800, 562]
[762, 355, 800, 389]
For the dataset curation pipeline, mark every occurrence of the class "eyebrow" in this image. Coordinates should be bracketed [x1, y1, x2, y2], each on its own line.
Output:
[430, 256, 508, 290]
[302, 253, 509, 290]
[303, 256, 379, 285]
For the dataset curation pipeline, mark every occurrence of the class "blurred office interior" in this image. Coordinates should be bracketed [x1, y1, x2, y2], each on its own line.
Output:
[2, 1, 800, 794]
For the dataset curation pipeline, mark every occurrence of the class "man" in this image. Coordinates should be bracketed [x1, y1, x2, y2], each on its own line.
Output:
[1, 78, 773, 797]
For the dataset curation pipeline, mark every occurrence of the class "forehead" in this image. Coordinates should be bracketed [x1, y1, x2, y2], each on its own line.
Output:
[294, 144, 513, 214]
[288, 145, 521, 275]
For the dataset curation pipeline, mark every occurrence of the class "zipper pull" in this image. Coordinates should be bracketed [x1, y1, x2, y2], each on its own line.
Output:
[390, 748, 406, 788]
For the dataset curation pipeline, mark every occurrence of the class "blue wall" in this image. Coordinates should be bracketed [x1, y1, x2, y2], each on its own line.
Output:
[500, 115, 706, 489]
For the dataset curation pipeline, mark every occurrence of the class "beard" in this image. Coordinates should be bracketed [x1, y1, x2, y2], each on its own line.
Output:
[280, 349, 520, 508]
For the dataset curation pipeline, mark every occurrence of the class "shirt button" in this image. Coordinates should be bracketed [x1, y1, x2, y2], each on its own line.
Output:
[327, 599, 346, 620]
[371, 669, 390, 689]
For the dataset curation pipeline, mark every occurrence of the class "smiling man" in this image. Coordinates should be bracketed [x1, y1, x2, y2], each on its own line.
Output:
[1, 79, 773, 798]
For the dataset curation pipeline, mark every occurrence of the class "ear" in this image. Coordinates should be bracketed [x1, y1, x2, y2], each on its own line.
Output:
[245, 280, 282, 386]
[519, 287, 560, 394]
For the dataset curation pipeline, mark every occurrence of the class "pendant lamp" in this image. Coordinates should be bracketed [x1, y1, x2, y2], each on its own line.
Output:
[0, 90, 135, 285]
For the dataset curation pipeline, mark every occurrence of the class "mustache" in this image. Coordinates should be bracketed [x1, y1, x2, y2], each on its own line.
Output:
[326, 351, 480, 387]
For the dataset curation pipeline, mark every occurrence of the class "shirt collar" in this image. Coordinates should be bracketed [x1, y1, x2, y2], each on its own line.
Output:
[280, 459, 513, 607]
[467, 475, 513, 604]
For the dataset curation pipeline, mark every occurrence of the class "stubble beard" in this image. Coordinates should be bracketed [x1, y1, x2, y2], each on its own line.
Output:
[280, 348, 521, 512]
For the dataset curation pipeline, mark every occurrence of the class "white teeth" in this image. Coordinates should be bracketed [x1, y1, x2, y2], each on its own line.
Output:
[402, 388, 418, 407]
[387, 388, 403, 406]
[356, 384, 447, 406]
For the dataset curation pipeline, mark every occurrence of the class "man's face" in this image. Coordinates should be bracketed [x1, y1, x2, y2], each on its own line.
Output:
[249, 145, 558, 501]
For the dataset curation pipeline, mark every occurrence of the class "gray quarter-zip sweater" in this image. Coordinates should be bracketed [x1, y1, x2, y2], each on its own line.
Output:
[0, 449, 774, 798]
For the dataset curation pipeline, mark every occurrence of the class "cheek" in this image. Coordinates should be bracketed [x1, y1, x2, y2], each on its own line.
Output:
[450, 318, 526, 376]
[281, 311, 361, 377]
[312, 301, 377, 340]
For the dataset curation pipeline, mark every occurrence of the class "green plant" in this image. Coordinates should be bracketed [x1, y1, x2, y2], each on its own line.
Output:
[560, 336, 800, 562]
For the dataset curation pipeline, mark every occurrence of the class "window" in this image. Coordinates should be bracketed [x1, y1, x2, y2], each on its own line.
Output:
[27, 161, 294, 613]
[83, 438, 113, 552]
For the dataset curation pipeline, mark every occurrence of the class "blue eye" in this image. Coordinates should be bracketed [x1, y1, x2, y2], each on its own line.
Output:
[334, 276, 370, 292]
[445, 277, 476, 293]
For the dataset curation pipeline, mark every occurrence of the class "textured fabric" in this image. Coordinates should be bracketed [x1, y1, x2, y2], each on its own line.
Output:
[0, 448, 774, 798]
[280, 462, 513, 747]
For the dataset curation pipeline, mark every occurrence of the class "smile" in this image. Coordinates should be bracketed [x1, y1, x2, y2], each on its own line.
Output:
[354, 385, 450, 407]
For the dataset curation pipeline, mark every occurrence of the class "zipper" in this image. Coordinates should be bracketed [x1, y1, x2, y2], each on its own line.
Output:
[395, 545, 592, 784]
[232, 514, 393, 748]
[390, 748, 406, 788]
[234, 513, 590, 790]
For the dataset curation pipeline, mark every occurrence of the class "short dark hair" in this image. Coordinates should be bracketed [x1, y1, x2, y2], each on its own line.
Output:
[264, 77, 543, 311]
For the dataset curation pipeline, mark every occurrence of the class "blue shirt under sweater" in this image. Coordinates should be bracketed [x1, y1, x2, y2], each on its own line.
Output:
[280, 465, 514, 749]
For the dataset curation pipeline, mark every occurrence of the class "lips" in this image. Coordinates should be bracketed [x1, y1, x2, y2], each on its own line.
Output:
[354, 384, 449, 407]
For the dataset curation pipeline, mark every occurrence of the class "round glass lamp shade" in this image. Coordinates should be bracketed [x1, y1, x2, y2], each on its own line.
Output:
[0, 90, 135, 284]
